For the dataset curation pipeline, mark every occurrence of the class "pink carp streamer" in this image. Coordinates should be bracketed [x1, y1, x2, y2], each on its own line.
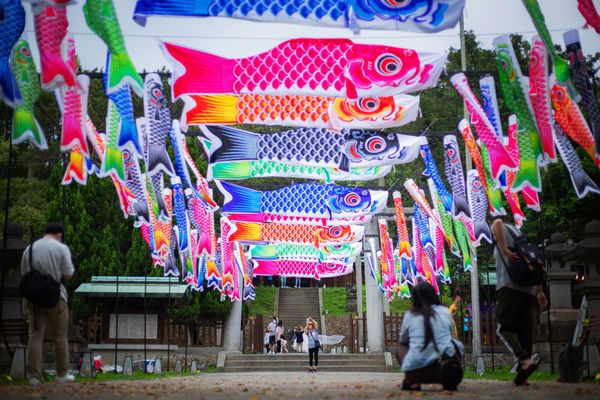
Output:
[458, 119, 505, 217]
[162, 38, 446, 100]
[504, 115, 527, 228]
[451, 73, 517, 182]
[578, 0, 600, 34]
[220, 217, 236, 300]
[528, 36, 557, 163]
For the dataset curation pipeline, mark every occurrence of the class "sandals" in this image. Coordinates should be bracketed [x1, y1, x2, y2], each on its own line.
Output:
[513, 360, 539, 386]
[401, 381, 421, 391]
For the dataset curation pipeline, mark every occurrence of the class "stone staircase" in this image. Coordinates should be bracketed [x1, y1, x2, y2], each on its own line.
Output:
[221, 353, 390, 372]
[276, 287, 321, 334]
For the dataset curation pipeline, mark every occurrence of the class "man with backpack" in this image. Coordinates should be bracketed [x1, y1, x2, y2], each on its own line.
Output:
[20, 222, 75, 385]
[491, 217, 547, 386]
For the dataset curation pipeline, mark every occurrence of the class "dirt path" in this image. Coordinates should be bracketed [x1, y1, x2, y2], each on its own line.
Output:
[0, 372, 598, 400]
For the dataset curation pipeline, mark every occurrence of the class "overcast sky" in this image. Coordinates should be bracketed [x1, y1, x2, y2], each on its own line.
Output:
[21, 0, 600, 72]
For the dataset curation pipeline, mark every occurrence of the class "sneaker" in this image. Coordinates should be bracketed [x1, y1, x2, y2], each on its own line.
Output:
[55, 374, 75, 383]
[29, 377, 41, 386]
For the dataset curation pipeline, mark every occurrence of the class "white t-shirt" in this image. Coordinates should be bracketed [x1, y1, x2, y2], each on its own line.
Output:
[267, 321, 277, 336]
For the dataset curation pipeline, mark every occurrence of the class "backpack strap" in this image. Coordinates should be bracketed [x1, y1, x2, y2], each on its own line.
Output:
[28, 243, 34, 272]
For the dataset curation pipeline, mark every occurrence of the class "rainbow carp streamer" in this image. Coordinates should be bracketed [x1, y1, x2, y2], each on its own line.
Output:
[564, 30, 600, 165]
[426, 179, 459, 256]
[182, 93, 420, 130]
[521, 0, 579, 101]
[10, 40, 48, 150]
[161, 38, 446, 100]
[83, 0, 144, 96]
[134, 0, 466, 33]
[451, 73, 517, 181]
[249, 243, 361, 261]
[494, 35, 543, 192]
[528, 36, 557, 163]
[228, 221, 365, 247]
[217, 181, 387, 220]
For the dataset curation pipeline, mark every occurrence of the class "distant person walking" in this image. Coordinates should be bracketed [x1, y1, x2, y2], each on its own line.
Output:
[263, 329, 270, 353]
[305, 317, 320, 372]
[294, 277, 301, 288]
[21, 222, 75, 385]
[295, 324, 305, 352]
[267, 316, 278, 354]
[492, 217, 547, 386]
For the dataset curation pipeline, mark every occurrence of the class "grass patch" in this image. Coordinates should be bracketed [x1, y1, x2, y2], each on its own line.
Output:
[249, 286, 276, 316]
[463, 366, 558, 381]
[0, 368, 218, 385]
[323, 288, 347, 316]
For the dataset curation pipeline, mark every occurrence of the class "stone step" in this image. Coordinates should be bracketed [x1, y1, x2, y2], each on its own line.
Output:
[225, 360, 384, 368]
[223, 365, 387, 373]
[226, 354, 383, 362]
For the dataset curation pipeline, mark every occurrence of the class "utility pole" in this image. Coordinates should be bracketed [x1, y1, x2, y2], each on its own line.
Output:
[460, 15, 485, 375]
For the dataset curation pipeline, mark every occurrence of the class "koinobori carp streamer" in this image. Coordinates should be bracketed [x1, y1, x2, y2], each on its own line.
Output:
[134, 0, 466, 33]
[161, 38, 446, 100]
[181, 93, 420, 130]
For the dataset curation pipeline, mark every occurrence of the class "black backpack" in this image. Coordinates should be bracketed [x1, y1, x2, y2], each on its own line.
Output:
[435, 341, 463, 391]
[558, 344, 583, 383]
[498, 226, 545, 287]
[19, 244, 61, 309]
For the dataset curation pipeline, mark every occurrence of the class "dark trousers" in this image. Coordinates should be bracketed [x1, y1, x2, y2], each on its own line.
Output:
[396, 344, 441, 386]
[496, 287, 536, 361]
[309, 347, 319, 367]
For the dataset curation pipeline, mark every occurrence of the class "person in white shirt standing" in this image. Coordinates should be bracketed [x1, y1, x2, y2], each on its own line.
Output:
[21, 222, 75, 385]
[267, 316, 278, 355]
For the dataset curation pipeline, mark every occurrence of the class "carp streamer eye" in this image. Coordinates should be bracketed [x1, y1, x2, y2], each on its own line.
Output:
[328, 226, 343, 237]
[555, 88, 564, 101]
[375, 53, 402, 76]
[447, 148, 455, 158]
[473, 179, 482, 190]
[20, 45, 31, 58]
[151, 86, 163, 100]
[365, 136, 386, 153]
[383, 0, 411, 7]
[358, 97, 380, 111]
[122, 150, 131, 161]
[577, 50, 584, 62]
[344, 192, 362, 207]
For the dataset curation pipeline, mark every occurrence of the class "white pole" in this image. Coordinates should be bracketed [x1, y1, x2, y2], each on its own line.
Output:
[460, 15, 485, 374]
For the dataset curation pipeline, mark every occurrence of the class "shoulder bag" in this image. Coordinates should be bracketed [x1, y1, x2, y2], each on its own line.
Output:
[19, 244, 61, 308]
[495, 226, 545, 287]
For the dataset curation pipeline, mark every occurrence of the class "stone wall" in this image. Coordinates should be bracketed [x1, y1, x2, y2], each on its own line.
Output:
[324, 315, 352, 351]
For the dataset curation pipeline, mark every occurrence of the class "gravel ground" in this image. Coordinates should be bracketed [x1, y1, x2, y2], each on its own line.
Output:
[0, 372, 598, 400]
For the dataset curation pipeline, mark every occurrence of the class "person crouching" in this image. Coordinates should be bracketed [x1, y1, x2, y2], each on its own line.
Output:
[396, 282, 464, 391]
